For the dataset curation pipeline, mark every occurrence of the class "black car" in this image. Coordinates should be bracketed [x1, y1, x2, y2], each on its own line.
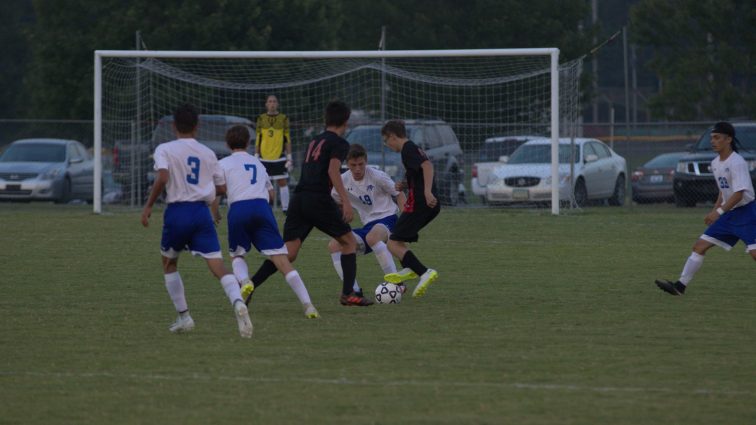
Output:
[673, 123, 756, 207]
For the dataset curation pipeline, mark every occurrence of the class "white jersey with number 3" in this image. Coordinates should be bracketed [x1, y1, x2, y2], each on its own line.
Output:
[332, 167, 400, 224]
[153, 138, 224, 204]
[219, 151, 273, 205]
[711, 152, 755, 208]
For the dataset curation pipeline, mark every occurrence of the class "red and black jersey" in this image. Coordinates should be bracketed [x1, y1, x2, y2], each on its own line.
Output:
[401, 140, 438, 212]
[295, 130, 349, 194]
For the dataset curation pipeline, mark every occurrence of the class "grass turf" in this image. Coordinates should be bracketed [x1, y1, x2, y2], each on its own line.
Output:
[1, 203, 754, 424]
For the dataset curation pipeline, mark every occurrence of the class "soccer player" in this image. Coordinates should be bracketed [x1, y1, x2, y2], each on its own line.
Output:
[245, 100, 374, 306]
[328, 143, 407, 295]
[218, 125, 319, 318]
[140, 104, 253, 338]
[255, 95, 292, 214]
[656, 122, 756, 295]
[380, 119, 441, 298]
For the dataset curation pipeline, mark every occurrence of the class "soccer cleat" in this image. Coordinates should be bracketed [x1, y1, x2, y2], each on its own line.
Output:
[340, 292, 374, 307]
[241, 280, 255, 306]
[412, 269, 438, 298]
[384, 268, 418, 284]
[169, 313, 195, 333]
[234, 300, 253, 338]
[655, 279, 686, 296]
[303, 303, 320, 319]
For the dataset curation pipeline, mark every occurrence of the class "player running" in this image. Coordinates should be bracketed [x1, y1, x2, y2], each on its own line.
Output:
[656, 121, 756, 295]
[141, 103, 253, 338]
[218, 125, 319, 318]
[327, 143, 407, 295]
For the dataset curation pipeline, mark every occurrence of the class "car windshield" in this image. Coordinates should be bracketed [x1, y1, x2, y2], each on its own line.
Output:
[152, 118, 248, 144]
[0, 143, 66, 162]
[694, 126, 756, 151]
[644, 153, 683, 168]
[345, 126, 419, 152]
[479, 140, 528, 161]
[507, 144, 578, 164]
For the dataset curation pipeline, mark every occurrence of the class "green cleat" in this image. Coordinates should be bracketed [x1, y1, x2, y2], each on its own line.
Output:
[412, 269, 438, 298]
[303, 303, 320, 319]
[384, 267, 418, 284]
[241, 281, 255, 306]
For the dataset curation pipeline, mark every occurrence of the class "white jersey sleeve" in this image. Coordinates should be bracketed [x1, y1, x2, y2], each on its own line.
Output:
[154, 138, 220, 204]
[219, 151, 272, 205]
[713, 152, 755, 208]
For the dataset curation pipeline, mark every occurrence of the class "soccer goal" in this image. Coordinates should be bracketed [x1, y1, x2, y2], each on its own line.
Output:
[94, 49, 582, 214]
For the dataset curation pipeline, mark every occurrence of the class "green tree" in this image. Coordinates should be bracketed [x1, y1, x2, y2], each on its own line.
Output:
[631, 0, 755, 120]
[0, 0, 34, 117]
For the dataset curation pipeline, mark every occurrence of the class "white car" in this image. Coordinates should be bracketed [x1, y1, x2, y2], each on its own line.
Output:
[485, 138, 627, 206]
[471, 135, 536, 202]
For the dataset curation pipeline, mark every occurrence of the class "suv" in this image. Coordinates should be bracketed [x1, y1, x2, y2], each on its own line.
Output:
[471, 136, 535, 203]
[345, 119, 465, 205]
[673, 123, 756, 207]
[112, 114, 254, 204]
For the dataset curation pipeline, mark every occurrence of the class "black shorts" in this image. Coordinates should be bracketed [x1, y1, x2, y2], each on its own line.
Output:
[283, 191, 351, 242]
[389, 204, 440, 243]
[261, 159, 288, 180]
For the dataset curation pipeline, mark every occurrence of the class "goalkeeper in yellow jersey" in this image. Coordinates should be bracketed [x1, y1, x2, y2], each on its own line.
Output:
[255, 95, 292, 213]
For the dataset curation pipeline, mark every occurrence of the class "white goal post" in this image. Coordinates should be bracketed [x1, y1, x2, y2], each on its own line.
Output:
[94, 48, 568, 214]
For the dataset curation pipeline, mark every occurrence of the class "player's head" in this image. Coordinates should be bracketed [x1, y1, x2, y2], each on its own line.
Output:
[226, 125, 251, 151]
[711, 121, 738, 153]
[346, 143, 368, 180]
[381, 120, 407, 152]
[265, 95, 279, 114]
[173, 103, 199, 135]
[324, 100, 351, 131]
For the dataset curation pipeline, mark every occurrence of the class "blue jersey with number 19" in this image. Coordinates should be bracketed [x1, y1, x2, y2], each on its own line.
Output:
[153, 138, 224, 204]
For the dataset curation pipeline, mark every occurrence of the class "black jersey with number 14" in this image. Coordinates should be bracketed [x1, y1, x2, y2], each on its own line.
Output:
[295, 130, 349, 194]
[402, 140, 438, 212]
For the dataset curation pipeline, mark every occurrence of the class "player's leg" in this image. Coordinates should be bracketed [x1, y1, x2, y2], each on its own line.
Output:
[332, 230, 372, 306]
[365, 224, 397, 275]
[267, 253, 319, 318]
[161, 255, 194, 333]
[277, 178, 289, 214]
[330, 232, 365, 295]
[384, 208, 440, 297]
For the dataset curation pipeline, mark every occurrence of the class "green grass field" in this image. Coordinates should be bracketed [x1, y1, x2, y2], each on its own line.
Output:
[1, 203, 755, 424]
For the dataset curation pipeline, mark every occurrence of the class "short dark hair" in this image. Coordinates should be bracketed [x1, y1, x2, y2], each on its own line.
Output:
[226, 125, 251, 150]
[324, 100, 351, 127]
[347, 143, 367, 160]
[174, 104, 199, 134]
[381, 120, 407, 138]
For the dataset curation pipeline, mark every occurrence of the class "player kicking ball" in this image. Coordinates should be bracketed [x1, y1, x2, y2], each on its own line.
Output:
[327, 143, 407, 296]
[141, 104, 253, 338]
[217, 125, 319, 318]
[380, 120, 441, 298]
[656, 121, 756, 295]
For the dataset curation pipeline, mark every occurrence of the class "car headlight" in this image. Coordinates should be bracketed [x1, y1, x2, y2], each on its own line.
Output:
[544, 174, 571, 186]
[676, 162, 687, 173]
[40, 168, 63, 180]
[748, 160, 756, 172]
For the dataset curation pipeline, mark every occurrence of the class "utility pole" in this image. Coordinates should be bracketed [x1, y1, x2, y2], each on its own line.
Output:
[591, 0, 598, 123]
[622, 26, 630, 142]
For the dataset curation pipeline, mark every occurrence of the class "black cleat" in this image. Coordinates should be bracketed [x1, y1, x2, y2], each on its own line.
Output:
[655, 279, 686, 296]
[340, 292, 374, 306]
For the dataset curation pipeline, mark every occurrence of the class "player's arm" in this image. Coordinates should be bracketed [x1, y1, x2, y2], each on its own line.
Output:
[141, 169, 168, 227]
[284, 116, 293, 170]
[706, 190, 744, 225]
[254, 119, 262, 157]
[211, 184, 227, 224]
[329, 157, 353, 222]
[395, 191, 407, 213]
[421, 160, 437, 208]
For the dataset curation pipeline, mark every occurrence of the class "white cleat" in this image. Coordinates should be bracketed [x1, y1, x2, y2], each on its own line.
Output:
[234, 300, 253, 338]
[412, 268, 438, 298]
[169, 313, 195, 333]
[303, 303, 320, 319]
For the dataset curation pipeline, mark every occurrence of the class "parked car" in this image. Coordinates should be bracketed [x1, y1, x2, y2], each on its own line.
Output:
[631, 152, 687, 203]
[673, 122, 756, 207]
[0, 138, 94, 203]
[471, 135, 536, 203]
[485, 138, 627, 206]
[345, 119, 465, 205]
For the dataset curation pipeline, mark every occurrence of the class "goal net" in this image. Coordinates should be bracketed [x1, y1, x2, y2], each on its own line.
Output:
[94, 49, 582, 214]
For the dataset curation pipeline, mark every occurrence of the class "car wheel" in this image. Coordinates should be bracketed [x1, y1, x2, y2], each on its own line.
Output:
[573, 178, 587, 207]
[608, 175, 626, 206]
[55, 177, 72, 204]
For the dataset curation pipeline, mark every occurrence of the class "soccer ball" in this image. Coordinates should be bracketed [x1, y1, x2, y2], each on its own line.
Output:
[374, 282, 402, 304]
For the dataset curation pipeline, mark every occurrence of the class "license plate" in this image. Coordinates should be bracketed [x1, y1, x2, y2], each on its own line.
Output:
[650, 175, 663, 183]
[6, 184, 20, 191]
[512, 188, 529, 200]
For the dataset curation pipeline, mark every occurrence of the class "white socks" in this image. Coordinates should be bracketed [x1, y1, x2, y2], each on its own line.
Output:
[370, 241, 397, 274]
[330, 252, 361, 293]
[164, 272, 188, 312]
[280, 186, 290, 211]
[679, 252, 704, 285]
[232, 257, 250, 283]
[220, 274, 243, 304]
[285, 270, 312, 305]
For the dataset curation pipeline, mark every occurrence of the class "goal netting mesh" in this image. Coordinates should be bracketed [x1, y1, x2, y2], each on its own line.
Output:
[97, 51, 582, 211]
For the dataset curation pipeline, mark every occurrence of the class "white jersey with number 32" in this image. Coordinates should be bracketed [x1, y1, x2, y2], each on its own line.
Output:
[332, 167, 400, 224]
[711, 152, 755, 208]
[153, 138, 224, 204]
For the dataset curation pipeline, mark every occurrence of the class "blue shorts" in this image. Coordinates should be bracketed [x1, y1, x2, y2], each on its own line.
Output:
[227, 199, 287, 257]
[702, 201, 756, 252]
[353, 215, 397, 255]
[161, 202, 221, 259]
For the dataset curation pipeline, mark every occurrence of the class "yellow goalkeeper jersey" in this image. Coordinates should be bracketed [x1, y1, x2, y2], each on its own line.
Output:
[255, 113, 290, 160]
